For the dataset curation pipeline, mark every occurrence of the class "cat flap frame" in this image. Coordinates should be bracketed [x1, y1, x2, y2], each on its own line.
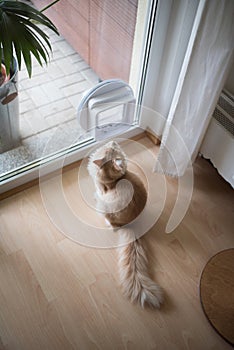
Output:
[77, 79, 136, 140]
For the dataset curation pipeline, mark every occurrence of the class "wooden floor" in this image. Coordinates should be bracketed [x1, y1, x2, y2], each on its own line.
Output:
[0, 136, 233, 350]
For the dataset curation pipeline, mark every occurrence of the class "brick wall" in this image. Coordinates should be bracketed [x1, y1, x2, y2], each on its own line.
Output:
[33, 0, 138, 81]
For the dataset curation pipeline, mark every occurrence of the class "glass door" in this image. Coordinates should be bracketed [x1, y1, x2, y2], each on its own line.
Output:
[0, 0, 155, 194]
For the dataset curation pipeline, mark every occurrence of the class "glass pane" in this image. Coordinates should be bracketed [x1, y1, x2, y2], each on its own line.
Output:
[0, 0, 149, 183]
[97, 105, 124, 126]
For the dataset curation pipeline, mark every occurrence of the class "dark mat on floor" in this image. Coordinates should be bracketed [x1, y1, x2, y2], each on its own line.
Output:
[200, 248, 234, 346]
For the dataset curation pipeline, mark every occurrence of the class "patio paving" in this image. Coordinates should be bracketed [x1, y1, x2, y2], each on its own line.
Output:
[0, 26, 100, 175]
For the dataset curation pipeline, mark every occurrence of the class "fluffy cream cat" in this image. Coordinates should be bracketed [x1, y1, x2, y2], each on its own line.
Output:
[88, 141, 163, 308]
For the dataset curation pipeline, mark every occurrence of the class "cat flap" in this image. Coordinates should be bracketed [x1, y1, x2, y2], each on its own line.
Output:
[77, 79, 136, 141]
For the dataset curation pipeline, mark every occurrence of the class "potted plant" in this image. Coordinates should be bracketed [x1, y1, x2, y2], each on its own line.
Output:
[0, 0, 60, 153]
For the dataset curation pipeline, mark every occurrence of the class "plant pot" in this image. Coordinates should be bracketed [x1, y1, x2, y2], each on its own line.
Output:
[0, 57, 20, 153]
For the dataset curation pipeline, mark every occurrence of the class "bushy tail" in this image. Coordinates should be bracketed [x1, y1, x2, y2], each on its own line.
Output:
[117, 228, 163, 308]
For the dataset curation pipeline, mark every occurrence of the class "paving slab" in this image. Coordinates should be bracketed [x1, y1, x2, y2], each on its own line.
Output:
[0, 30, 99, 175]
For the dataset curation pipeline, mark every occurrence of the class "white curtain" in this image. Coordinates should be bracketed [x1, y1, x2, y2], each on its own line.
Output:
[154, 0, 234, 177]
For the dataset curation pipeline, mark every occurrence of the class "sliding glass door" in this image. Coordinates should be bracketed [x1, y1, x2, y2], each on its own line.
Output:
[0, 0, 156, 194]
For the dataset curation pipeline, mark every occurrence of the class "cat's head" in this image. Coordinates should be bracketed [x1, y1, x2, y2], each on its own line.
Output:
[88, 141, 127, 182]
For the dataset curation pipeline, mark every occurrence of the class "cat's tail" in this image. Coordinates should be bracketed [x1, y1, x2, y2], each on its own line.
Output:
[117, 228, 163, 308]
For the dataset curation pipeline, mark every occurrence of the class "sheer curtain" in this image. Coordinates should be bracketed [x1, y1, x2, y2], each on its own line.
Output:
[153, 0, 234, 176]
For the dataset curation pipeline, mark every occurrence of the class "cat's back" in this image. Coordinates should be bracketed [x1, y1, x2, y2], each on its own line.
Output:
[123, 170, 147, 208]
[104, 170, 147, 227]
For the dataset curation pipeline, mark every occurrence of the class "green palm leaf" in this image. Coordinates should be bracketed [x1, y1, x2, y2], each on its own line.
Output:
[0, 0, 59, 77]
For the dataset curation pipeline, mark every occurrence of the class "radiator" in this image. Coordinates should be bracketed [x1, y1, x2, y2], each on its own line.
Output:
[214, 91, 234, 136]
[200, 90, 234, 188]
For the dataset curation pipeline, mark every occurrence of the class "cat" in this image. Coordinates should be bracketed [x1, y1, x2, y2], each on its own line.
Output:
[88, 140, 163, 308]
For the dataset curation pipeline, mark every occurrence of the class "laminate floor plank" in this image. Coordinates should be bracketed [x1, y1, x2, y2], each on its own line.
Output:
[0, 137, 233, 350]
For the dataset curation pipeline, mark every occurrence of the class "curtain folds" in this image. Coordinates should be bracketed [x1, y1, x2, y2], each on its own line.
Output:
[154, 0, 234, 177]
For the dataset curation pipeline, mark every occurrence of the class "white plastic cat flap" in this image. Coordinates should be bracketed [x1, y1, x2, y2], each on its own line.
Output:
[77, 79, 136, 141]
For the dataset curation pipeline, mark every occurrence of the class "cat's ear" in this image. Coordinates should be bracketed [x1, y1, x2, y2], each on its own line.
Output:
[113, 157, 123, 171]
[111, 141, 119, 148]
[93, 158, 104, 168]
